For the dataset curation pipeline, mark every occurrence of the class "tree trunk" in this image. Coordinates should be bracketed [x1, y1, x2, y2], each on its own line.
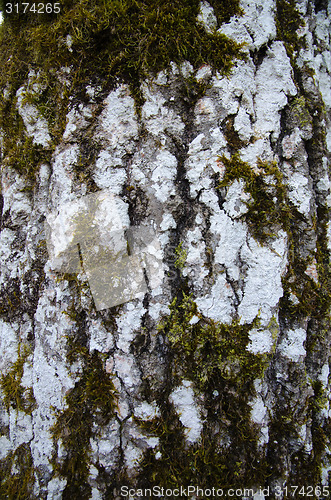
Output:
[0, 0, 330, 498]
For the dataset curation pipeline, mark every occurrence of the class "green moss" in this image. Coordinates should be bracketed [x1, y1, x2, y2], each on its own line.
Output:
[311, 380, 328, 412]
[281, 261, 330, 324]
[290, 95, 313, 129]
[51, 351, 118, 499]
[158, 293, 268, 389]
[174, 242, 187, 271]
[0, 443, 36, 500]
[0, 0, 245, 183]
[276, 0, 305, 60]
[137, 408, 268, 492]
[0, 0, 244, 81]
[136, 293, 271, 489]
[3, 135, 53, 183]
[0, 0, 245, 191]
[223, 115, 246, 151]
[218, 154, 294, 244]
[0, 345, 36, 415]
[0, 0, 245, 111]
[207, 0, 243, 26]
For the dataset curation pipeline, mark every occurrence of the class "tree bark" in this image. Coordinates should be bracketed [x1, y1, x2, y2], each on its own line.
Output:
[0, 0, 330, 498]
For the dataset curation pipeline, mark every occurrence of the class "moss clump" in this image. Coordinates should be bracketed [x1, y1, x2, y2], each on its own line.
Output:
[0, 78, 55, 182]
[0, 345, 36, 415]
[0, 0, 244, 85]
[276, 0, 305, 60]
[51, 351, 118, 499]
[0, 443, 36, 500]
[281, 257, 330, 323]
[2, 134, 53, 184]
[137, 415, 268, 493]
[174, 242, 187, 271]
[280, 205, 331, 326]
[0, 0, 245, 182]
[207, 0, 243, 26]
[218, 154, 294, 243]
[0, 0, 245, 114]
[290, 95, 313, 129]
[158, 293, 267, 389]
[222, 115, 246, 151]
[136, 293, 271, 489]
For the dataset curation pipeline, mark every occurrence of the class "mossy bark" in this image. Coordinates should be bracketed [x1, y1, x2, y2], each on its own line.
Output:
[0, 1, 330, 498]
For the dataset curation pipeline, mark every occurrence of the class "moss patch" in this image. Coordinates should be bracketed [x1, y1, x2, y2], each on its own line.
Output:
[276, 0, 305, 60]
[0, 345, 36, 415]
[135, 293, 271, 490]
[0, 0, 245, 182]
[290, 95, 313, 130]
[218, 154, 295, 243]
[159, 292, 267, 389]
[207, 0, 243, 26]
[0, 0, 244, 85]
[51, 351, 118, 499]
[136, 407, 268, 493]
[174, 241, 187, 271]
[0, 443, 36, 500]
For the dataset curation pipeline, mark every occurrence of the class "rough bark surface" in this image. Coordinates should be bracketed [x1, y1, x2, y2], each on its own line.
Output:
[0, 0, 330, 498]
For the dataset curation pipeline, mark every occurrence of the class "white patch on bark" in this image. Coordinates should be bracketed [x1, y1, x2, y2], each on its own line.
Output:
[278, 328, 307, 362]
[169, 380, 203, 443]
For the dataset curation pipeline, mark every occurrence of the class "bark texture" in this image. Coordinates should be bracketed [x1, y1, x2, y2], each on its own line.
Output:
[0, 0, 330, 498]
